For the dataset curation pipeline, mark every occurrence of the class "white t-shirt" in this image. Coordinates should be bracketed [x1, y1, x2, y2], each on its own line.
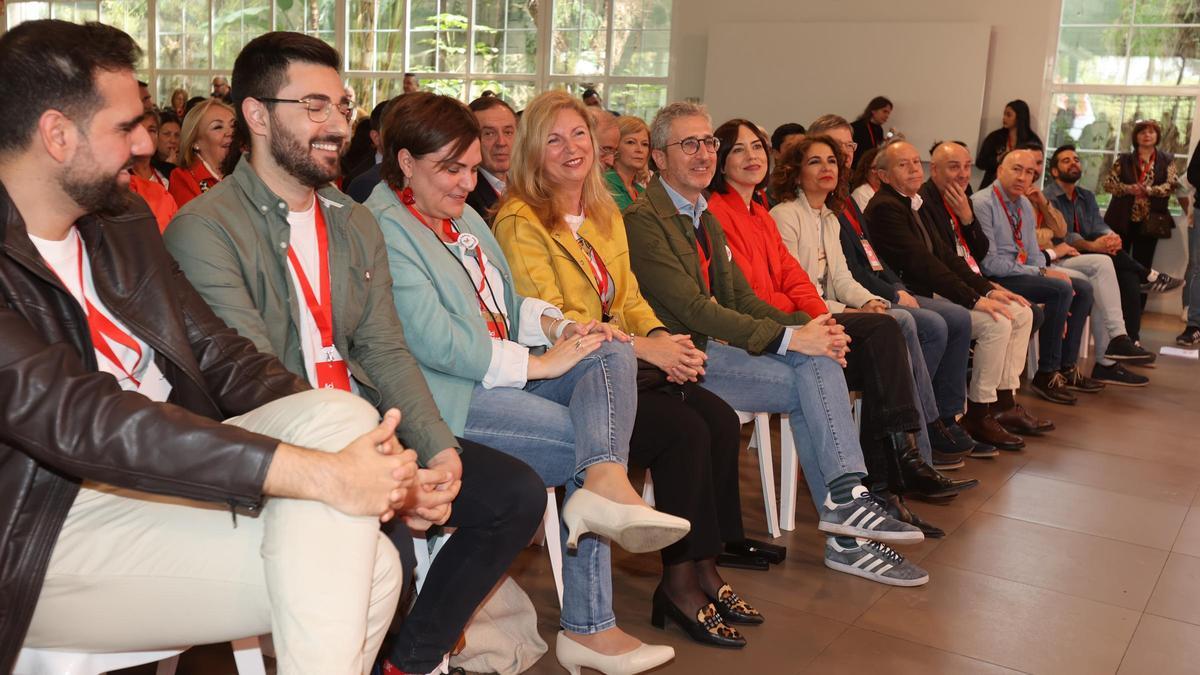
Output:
[30, 228, 172, 401]
[286, 197, 359, 394]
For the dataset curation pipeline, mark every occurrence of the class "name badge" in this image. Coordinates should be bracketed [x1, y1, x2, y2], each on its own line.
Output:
[457, 233, 479, 251]
[1017, 249, 1028, 265]
[315, 346, 352, 391]
[861, 238, 884, 272]
[955, 239, 982, 274]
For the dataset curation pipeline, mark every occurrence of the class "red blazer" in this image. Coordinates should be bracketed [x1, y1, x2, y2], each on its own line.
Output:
[168, 160, 219, 208]
[129, 172, 179, 232]
[708, 189, 828, 317]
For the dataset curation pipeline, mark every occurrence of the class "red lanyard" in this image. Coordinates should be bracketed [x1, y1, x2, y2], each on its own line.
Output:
[400, 191, 508, 339]
[1137, 151, 1156, 185]
[993, 185, 1026, 261]
[943, 196, 983, 273]
[62, 237, 144, 386]
[867, 123, 877, 147]
[286, 203, 336, 350]
[577, 234, 612, 316]
[694, 227, 713, 291]
[1068, 191, 1080, 234]
[842, 204, 864, 236]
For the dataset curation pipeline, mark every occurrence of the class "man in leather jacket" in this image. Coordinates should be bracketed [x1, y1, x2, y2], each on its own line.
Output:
[0, 21, 419, 674]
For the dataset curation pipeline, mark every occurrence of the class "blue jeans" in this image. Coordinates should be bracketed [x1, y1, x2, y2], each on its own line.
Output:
[997, 274, 1094, 371]
[1187, 223, 1200, 327]
[701, 342, 867, 509]
[897, 296, 972, 419]
[461, 340, 635, 635]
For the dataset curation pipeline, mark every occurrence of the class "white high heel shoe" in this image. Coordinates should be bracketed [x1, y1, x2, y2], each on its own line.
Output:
[561, 488, 691, 553]
[555, 631, 674, 675]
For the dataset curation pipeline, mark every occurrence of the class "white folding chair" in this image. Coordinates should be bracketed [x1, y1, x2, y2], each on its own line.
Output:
[741, 411, 782, 539]
[15, 638, 266, 675]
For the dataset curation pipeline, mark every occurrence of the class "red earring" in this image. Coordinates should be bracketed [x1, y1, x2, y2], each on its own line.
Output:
[400, 186, 416, 205]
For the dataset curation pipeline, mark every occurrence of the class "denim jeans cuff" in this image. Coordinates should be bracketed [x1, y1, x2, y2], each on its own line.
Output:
[561, 615, 618, 635]
[573, 454, 627, 486]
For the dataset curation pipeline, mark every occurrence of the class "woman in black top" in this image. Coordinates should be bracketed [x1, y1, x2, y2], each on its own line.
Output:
[850, 96, 893, 168]
[976, 99, 1041, 189]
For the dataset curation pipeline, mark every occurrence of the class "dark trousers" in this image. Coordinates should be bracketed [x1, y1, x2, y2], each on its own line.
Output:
[1107, 250, 1148, 340]
[385, 439, 544, 672]
[629, 383, 741, 565]
[1123, 221, 1161, 323]
[835, 312, 923, 487]
[997, 273, 1094, 372]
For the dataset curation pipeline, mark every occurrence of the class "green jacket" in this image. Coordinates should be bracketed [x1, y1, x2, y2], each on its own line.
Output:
[604, 167, 642, 211]
[623, 175, 809, 354]
[163, 158, 459, 463]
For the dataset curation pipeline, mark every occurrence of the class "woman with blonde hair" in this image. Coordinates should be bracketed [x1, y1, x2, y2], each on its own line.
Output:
[605, 115, 651, 209]
[168, 98, 235, 207]
[496, 90, 768, 651]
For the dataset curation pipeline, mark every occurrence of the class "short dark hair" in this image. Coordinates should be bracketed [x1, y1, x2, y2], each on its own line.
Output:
[469, 95, 516, 116]
[138, 80, 149, 88]
[582, 88, 599, 100]
[710, 118, 770, 195]
[1016, 140, 1045, 153]
[159, 110, 182, 128]
[770, 122, 806, 152]
[379, 92, 480, 190]
[230, 31, 341, 151]
[0, 20, 142, 154]
[1049, 143, 1077, 169]
[369, 98, 392, 131]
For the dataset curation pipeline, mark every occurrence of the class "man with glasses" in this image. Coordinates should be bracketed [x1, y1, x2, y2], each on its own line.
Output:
[625, 102, 933, 588]
[588, 105, 621, 170]
[164, 31, 544, 675]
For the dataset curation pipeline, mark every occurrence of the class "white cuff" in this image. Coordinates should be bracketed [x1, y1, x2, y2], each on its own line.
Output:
[1045, 248, 1058, 261]
[518, 298, 562, 347]
[777, 326, 794, 356]
[482, 339, 529, 389]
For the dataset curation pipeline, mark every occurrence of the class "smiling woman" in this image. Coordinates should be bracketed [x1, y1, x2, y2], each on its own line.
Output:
[168, 98, 235, 206]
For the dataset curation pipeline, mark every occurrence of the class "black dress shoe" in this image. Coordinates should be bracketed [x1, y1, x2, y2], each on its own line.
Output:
[708, 584, 764, 625]
[650, 586, 746, 648]
[880, 491, 945, 538]
[726, 538, 786, 564]
[893, 434, 980, 498]
[1031, 370, 1077, 405]
[716, 552, 769, 571]
[929, 419, 974, 454]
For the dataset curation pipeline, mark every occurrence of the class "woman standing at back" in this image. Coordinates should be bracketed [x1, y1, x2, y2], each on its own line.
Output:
[850, 96, 892, 168]
[976, 99, 1042, 189]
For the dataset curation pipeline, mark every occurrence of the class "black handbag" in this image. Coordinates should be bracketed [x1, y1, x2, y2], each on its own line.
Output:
[1141, 211, 1174, 239]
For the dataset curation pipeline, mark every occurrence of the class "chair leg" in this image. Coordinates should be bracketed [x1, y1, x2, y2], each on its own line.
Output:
[230, 637, 266, 675]
[154, 654, 181, 675]
[543, 487, 564, 609]
[641, 469, 655, 506]
[778, 415, 797, 532]
[753, 413, 781, 539]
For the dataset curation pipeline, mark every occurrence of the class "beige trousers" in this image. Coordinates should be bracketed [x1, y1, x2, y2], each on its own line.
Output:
[23, 389, 402, 675]
[968, 303, 1034, 404]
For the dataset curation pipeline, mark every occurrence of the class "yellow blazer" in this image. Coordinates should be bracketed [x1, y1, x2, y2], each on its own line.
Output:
[493, 197, 665, 337]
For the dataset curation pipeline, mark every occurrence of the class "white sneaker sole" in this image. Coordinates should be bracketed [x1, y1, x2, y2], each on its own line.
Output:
[817, 521, 925, 544]
[825, 557, 930, 586]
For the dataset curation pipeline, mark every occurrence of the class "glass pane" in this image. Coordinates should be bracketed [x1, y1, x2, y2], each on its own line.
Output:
[1076, 150, 1117, 209]
[611, 28, 668, 77]
[1055, 26, 1130, 85]
[469, 79, 536, 108]
[344, 75, 376, 110]
[348, 30, 374, 71]
[377, 75, 409, 101]
[423, 77, 466, 99]
[607, 82, 665, 120]
[347, 0, 373, 30]
[376, 30, 407, 70]
[1134, 0, 1200, 24]
[52, 1, 99, 23]
[1047, 92, 1124, 152]
[614, 0, 669, 30]
[6, 2, 52, 29]
[474, 0, 537, 74]
[212, 0, 272, 70]
[100, 0, 150, 69]
[1060, 0, 1128, 25]
[410, 0, 470, 73]
[1126, 27, 1200, 85]
[552, 0, 609, 75]
[157, 0, 210, 69]
[1115, 95, 1195, 156]
[156, 74, 210, 114]
[275, 0, 332, 34]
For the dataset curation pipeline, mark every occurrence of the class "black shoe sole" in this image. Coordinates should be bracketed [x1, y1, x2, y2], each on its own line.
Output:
[1065, 384, 1105, 393]
[1092, 377, 1150, 387]
[716, 553, 770, 571]
[1031, 387, 1077, 405]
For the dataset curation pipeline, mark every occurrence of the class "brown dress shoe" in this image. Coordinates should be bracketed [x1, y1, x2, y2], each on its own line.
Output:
[993, 403, 1055, 435]
[961, 407, 1025, 451]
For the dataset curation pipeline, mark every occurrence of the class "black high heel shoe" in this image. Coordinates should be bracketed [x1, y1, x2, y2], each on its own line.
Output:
[708, 584, 764, 625]
[650, 586, 745, 649]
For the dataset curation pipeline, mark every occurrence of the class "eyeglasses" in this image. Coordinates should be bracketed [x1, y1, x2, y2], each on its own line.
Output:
[841, 141, 858, 153]
[599, 146, 618, 158]
[257, 97, 354, 124]
[664, 136, 720, 155]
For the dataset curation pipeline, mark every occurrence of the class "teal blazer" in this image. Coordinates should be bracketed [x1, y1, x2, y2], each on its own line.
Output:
[365, 182, 537, 435]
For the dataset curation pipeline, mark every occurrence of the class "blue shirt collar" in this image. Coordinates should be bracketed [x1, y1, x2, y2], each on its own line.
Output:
[660, 178, 708, 229]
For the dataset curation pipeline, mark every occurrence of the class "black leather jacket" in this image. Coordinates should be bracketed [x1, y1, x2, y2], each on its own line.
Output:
[0, 184, 308, 670]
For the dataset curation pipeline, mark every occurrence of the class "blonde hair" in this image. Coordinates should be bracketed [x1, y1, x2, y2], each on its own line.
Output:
[615, 115, 651, 184]
[179, 98, 235, 168]
[503, 90, 618, 235]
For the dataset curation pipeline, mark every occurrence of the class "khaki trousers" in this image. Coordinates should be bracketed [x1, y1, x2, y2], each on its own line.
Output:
[23, 389, 402, 675]
[968, 303, 1034, 404]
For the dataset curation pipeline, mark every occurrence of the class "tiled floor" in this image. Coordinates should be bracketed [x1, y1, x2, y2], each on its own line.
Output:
[120, 314, 1200, 674]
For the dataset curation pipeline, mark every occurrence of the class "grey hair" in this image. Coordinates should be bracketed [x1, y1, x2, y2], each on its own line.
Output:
[807, 114, 851, 136]
[873, 137, 911, 171]
[650, 101, 711, 149]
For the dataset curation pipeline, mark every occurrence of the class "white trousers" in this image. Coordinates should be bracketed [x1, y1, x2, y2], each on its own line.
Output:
[23, 389, 402, 675]
[968, 303, 1034, 403]
[1057, 254, 1126, 363]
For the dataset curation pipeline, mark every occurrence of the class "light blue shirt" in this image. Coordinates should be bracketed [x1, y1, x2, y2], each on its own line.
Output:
[973, 184, 1043, 277]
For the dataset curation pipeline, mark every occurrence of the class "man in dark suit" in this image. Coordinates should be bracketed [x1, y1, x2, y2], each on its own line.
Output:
[346, 98, 394, 203]
[465, 95, 517, 223]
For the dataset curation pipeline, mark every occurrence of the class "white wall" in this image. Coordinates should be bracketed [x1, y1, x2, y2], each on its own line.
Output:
[669, 0, 1062, 156]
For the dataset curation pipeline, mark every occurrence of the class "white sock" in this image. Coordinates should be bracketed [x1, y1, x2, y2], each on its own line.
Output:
[1147, 269, 1160, 282]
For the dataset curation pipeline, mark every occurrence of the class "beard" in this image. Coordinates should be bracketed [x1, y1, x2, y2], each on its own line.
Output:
[59, 139, 134, 216]
[269, 116, 344, 188]
[1058, 168, 1082, 184]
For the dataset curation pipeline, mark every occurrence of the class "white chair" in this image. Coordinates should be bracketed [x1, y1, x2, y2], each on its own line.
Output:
[541, 487, 565, 608]
[741, 411, 783, 539]
[15, 638, 266, 675]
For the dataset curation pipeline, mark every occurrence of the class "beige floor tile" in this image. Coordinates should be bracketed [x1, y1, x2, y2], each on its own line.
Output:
[979, 473, 1188, 550]
[1019, 442, 1200, 506]
[856, 563, 1140, 674]
[1145, 553, 1200, 626]
[800, 627, 1025, 675]
[1173, 506, 1200, 557]
[1118, 614, 1200, 675]
[927, 512, 1168, 610]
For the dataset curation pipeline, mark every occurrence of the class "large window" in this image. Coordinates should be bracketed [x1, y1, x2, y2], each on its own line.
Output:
[5, 0, 661, 116]
[1047, 0, 1200, 209]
